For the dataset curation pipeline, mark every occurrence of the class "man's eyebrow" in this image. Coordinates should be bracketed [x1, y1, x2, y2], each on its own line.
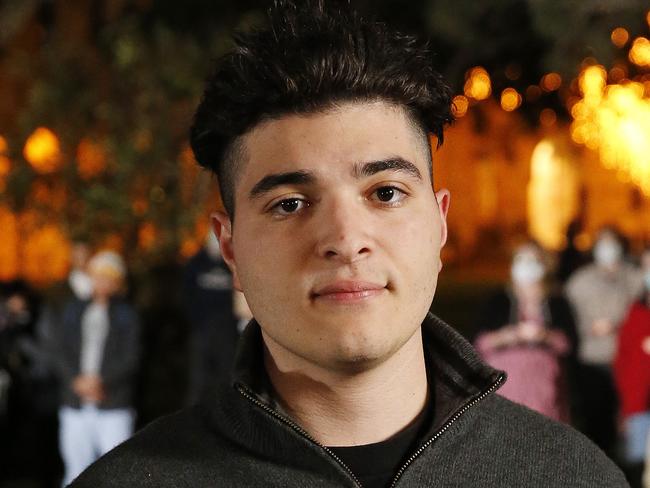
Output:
[353, 158, 423, 180]
[249, 170, 316, 199]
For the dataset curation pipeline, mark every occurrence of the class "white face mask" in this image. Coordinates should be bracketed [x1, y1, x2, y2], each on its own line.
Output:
[593, 239, 623, 267]
[69, 269, 93, 300]
[511, 255, 545, 286]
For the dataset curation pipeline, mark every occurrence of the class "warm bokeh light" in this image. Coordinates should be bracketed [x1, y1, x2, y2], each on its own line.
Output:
[23, 127, 63, 174]
[611, 27, 629, 48]
[0, 155, 11, 178]
[500, 88, 522, 111]
[464, 67, 491, 101]
[452, 95, 469, 117]
[180, 237, 201, 259]
[609, 65, 627, 83]
[571, 64, 650, 195]
[0, 207, 19, 281]
[77, 138, 108, 179]
[539, 108, 557, 127]
[629, 37, 650, 67]
[647, 10, 650, 29]
[0, 135, 8, 153]
[138, 222, 157, 250]
[22, 224, 70, 285]
[100, 234, 124, 252]
[528, 139, 579, 250]
[132, 197, 148, 216]
[541, 72, 562, 92]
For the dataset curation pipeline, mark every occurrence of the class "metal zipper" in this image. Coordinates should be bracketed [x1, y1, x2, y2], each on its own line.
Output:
[236, 384, 363, 488]
[388, 372, 506, 488]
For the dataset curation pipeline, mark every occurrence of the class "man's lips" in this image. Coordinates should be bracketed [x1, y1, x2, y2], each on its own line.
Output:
[311, 281, 387, 302]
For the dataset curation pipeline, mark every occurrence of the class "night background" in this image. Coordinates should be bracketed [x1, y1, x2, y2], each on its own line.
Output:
[0, 0, 649, 486]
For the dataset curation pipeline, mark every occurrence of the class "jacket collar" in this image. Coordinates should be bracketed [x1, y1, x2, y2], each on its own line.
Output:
[230, 312, 504, 436]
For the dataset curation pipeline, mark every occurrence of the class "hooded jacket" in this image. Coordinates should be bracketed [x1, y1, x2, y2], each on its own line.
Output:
[70, 313, 627, 487]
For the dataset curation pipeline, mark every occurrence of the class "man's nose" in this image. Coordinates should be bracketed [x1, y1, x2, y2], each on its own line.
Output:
[314, 199, 372, 263]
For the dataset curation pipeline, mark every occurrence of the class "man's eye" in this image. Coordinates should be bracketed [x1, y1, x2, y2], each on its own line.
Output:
[271, 198, 308, 215]
[372, 186, 406, 204]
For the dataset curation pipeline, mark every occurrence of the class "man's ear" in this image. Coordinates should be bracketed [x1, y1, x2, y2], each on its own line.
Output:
[434, 189, 450, 248]
[211, 212, 242, 291]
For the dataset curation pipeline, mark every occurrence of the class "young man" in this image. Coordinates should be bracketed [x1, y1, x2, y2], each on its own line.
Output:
[71, 1, 627, 486]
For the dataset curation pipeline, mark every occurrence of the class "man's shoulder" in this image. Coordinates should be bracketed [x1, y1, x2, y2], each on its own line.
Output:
[69, 405, 229, 487]
[465, 394, 627, 486]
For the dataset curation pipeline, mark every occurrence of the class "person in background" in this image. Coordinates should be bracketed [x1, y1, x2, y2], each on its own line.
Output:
[566, 226, 643, 457]
[52, 251, 140, 486]
[182, 232, 238, 405]
[474, 240, 577, 422]
[0, 280, 41, 484]
[556, 219, 589, 284]
[614, 247, 650, 488]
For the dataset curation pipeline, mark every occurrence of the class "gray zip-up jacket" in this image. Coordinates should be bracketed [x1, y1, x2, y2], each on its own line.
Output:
[70, 313, 628, 487]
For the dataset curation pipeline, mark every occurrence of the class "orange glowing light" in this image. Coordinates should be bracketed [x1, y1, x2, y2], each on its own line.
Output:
[611, 27, 629, 48]
[138, 222, 157, 250]
[30, 182, 52, 204]
[132, 198, 148, 216]
[0, 207, 19, 281]
[180, 238, 201, 259]
[500, 88, 522, 112]
[464, 67, 491, 101]
[541, 73, 562, 92]
[540, 109, 557, 127]
[647, 11, 650, 28]
[0, 156, 10, 177]
[452, 95, 469, 117]
[629, 37, 650, 67]
[0, 135, 8, 153]
[579, 65, 607, 100]
[571, 64, 650, 195]
[23, 127, 63, 174]
[22, 224, 70, 285]
[101, 234, 124, 253]
[609, 66, 627, 83]
[76, 138, 107, 179]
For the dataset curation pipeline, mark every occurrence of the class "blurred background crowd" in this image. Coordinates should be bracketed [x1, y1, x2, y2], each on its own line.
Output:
[1, 0, 650, 487]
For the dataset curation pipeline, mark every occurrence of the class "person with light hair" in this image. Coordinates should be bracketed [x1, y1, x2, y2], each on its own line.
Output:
[52, 250, 140, 486]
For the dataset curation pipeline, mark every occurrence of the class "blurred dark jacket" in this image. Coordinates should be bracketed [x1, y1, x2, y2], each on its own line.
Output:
[51, 298, 140, 409]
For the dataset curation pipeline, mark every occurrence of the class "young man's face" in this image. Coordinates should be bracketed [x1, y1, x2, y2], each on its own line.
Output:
[214, 101, 449, 372]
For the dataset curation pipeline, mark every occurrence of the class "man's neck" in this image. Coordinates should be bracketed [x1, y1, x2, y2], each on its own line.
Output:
[262, 328, 428, 447]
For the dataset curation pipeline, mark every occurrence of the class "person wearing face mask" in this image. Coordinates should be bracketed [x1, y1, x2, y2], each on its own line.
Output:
[614, 247, 650, 488]
[474, 240, 578, 422]
[566, 226, 643, 458]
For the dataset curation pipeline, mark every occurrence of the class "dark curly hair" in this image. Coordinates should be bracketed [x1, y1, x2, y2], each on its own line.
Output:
[190, 0, 454, 217]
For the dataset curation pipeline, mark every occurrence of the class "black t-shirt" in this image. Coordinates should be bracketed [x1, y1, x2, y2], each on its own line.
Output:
[327, 400, 431, 488]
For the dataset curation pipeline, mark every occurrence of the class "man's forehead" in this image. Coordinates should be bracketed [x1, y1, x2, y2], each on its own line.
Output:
[236, 101, 430, 181]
